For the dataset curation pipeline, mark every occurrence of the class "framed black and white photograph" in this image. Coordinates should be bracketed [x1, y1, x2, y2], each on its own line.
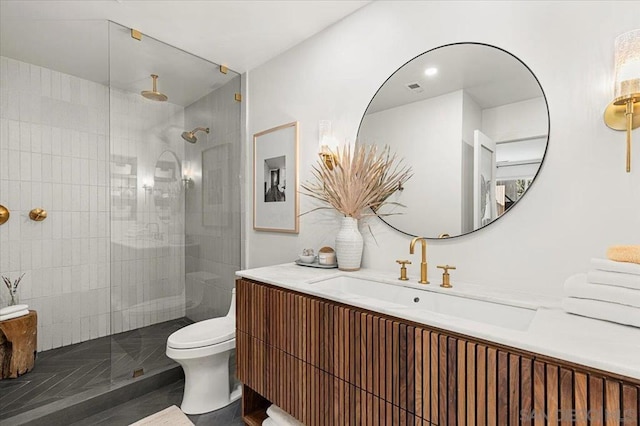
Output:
[253, 121, 299, 233]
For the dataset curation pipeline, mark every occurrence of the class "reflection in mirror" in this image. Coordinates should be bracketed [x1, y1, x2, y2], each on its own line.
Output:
[358, 43, 549, 238]
[153, 150, 183, 223]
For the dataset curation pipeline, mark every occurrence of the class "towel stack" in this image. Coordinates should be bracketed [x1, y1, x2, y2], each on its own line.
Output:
[0, 304, 29, 321]
[262, 404, 304, 426]
[562, 258, 640, 327]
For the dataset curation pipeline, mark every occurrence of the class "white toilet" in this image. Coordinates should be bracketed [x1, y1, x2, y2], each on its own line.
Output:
[166, 288, 242, 415]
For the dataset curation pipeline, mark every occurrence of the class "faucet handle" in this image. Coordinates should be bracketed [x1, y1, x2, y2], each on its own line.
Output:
[437, 265, 456, 288]
[396, 260, 411, 281]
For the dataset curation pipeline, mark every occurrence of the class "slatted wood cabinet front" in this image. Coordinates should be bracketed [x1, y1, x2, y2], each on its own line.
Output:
[236, 278, 640, 425]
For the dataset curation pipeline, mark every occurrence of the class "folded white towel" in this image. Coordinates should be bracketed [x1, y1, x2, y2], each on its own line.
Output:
[591, 258, 640, 276]
[266, 405, 304, 426]
[0, 309, 29, 321]
[587, 270, 640, 290]
[0, 304, 29, 316]
[262, 418, 276, 426]
[565, 273, 640, 308]
[562, 297, 640, 328]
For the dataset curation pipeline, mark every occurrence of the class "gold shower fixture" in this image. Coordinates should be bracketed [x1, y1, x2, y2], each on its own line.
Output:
[29, 208, 47, 222]
[604, 29, 640, 172]
[0, 205, 9, 225]
[141, 74, 168, 102]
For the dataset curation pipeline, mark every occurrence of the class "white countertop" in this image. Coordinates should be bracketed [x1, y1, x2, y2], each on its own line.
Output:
[237, 263, 640, 381]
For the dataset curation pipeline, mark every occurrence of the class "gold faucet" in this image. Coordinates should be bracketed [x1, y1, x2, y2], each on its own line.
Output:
[409, 237, 429, 284]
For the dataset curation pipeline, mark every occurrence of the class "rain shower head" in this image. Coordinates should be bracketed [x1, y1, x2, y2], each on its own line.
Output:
[181, 127, 210, 143]
[141, 74, 168, 102]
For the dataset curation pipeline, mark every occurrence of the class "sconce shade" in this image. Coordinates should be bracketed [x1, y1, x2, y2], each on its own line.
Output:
[613, 29, 640, 99]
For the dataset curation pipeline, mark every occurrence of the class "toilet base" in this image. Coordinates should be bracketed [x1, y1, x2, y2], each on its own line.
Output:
[169, 341, 239, 415]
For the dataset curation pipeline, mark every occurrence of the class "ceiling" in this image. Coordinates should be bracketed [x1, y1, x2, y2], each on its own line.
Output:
[365, 43, 545, 114]
[0, 1, 369, 76]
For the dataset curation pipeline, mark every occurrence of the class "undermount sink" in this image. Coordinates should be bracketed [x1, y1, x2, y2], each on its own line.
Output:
[308, 275, 536, 331]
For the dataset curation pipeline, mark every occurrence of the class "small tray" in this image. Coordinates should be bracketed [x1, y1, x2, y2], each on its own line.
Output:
[295, 259, 338, 269]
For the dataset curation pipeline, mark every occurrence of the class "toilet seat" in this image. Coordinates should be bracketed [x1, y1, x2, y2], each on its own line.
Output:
[167, 317, 235, 349]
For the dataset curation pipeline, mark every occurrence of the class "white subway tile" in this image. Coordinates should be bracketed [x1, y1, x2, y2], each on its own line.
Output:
[61, 156, 72, 184]
[30, 124, 41, 153]
[19, 151, 31, 181]
[60, 73, 71, 103]
[18, 61, 30, 92]
[51, 127, 61, 155]
[60, 128, 72, 157]
[81, 317, 90, 341]
[0, 57, 7, 90]
[42, 154, 52, 183]
[30, 92, 41, 123]
[40, 67, 51, 98]
[70, 76, 81, 105]
[61, 239, 72, 267]
[41, 126, 51, 154]
[19, 122, 30, 152]
[31, 153, 41, 182]
[61, 184, 72, 212]
[51, 156, 61, 183]
[51, 71, 61, 100]
[4, 89, 19, 121]
[7, 119, 19, 150]
[0, 118, 7, 150]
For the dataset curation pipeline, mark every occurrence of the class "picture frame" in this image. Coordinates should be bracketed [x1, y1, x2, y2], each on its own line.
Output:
[253, 121, 299, 233]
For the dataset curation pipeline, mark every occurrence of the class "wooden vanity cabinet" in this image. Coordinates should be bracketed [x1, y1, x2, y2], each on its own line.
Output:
[236, 278, 640, 425]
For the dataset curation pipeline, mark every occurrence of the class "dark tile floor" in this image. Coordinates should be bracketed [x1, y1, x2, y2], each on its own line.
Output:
[70, 380, 244, 426]
[0, 318, 192, 420]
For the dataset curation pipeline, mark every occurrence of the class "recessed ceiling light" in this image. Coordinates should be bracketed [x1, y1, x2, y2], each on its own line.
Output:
[424, 67, 438, 77]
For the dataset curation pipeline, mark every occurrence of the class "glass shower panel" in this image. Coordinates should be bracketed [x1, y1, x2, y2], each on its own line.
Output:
[107, 21, 240, 381]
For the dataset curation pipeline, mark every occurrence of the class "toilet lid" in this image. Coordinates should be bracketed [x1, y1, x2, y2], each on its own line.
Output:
[167, 317, 235, 349]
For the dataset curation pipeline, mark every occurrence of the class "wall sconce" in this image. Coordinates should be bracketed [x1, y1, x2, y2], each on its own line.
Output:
[604, 29, 640, 172]
[182, 161, 194, 189]
[318, 120, 338, 170]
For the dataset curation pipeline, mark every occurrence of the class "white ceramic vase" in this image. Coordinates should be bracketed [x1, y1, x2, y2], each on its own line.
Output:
[335, 216, 363, 271]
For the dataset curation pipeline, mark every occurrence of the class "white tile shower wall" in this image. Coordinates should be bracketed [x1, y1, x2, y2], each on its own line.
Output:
[0, 56, 110, 351]
[184, 76, 241, 321]
[109, 88, 186, 334]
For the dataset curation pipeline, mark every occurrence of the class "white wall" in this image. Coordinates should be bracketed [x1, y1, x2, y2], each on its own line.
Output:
[246, 1, 640, 298]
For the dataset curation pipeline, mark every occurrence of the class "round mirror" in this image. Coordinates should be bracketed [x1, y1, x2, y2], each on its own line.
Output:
[153, 150, 183, 223]
[358, 43, 549, 238]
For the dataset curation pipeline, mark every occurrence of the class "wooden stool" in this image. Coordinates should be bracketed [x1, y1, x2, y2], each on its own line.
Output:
[0, 310, 37, 379]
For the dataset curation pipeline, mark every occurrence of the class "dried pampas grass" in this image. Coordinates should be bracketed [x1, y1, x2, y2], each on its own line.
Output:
[301, 144, 412, 220]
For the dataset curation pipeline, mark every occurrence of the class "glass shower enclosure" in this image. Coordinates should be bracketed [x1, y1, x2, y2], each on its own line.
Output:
[0, 16, 241, 399]
[107, 21, 241, 381]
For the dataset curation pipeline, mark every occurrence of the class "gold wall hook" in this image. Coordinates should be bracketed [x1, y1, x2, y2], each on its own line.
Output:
[0, 205, 9, 225]
[29, 208, 47, 222]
